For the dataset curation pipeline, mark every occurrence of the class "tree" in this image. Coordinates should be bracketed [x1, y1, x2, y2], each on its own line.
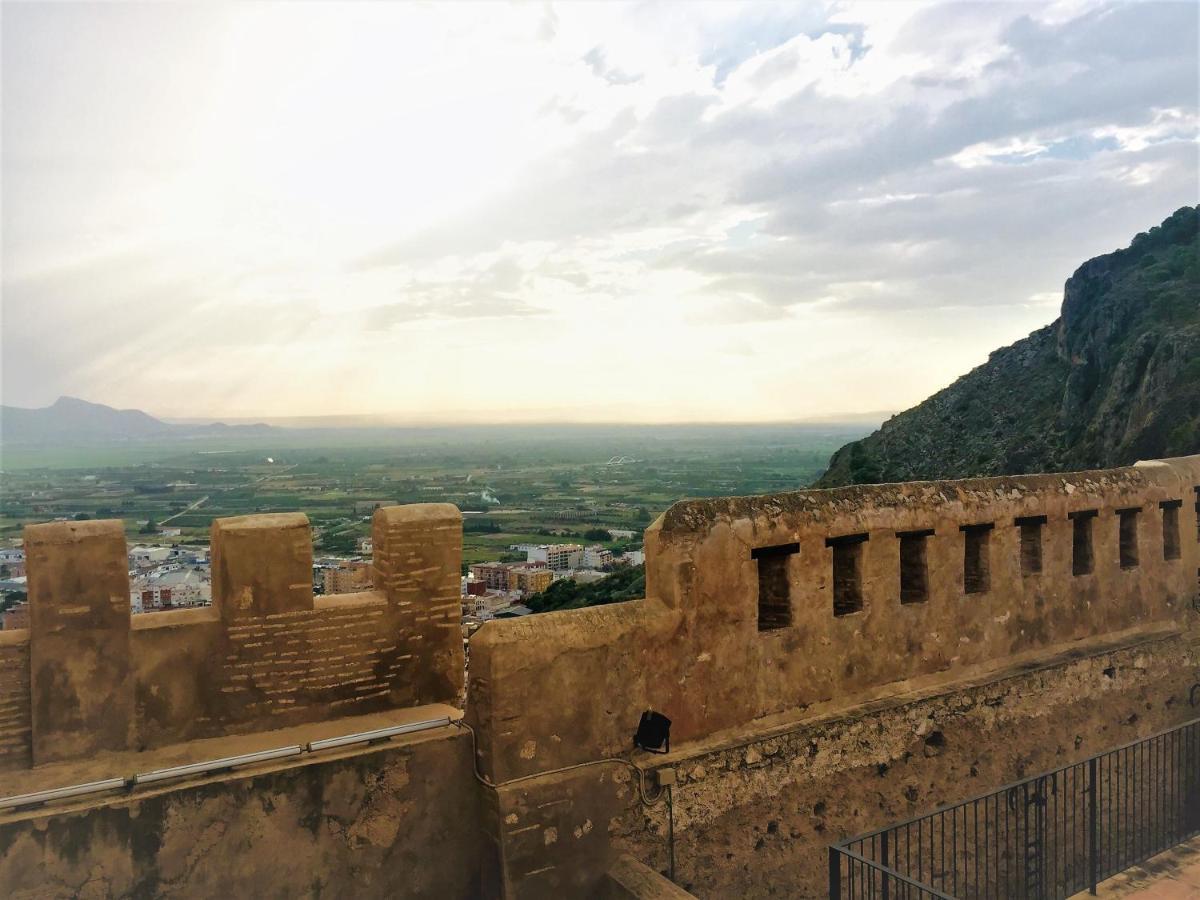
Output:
[526, 565, 645, 614]
[848, 443, 882, 485]
[583, 527, 612, 542]
[140, 518, 157, 534]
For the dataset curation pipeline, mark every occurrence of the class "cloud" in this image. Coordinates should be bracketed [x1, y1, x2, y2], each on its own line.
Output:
[582, 46, 641, 86]
[2, 1, 1196, 420]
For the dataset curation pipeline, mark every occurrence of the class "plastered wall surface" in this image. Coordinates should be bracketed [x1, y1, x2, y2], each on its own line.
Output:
[0, 727, 481, 900]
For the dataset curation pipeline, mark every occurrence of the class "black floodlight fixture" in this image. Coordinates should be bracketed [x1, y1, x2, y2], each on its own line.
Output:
[634, 709, 671, 754]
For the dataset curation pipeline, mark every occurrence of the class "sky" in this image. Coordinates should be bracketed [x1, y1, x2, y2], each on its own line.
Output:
[2, 0, 1196, 423]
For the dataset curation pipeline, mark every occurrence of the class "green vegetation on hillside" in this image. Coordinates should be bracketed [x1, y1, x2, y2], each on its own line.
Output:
[525, 565, 645, 614]
[820, 206, 1200, 486]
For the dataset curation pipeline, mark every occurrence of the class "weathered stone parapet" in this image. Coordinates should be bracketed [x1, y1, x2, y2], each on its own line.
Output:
[469, 456, 1200, 784]
[373, 503, 466, 703]
[3, 504, 467, 770]
[25, 519, 134, 765]
[467, 599, 682, 784]
[211, 512, 313, 620]
[0, 634, 30, 770]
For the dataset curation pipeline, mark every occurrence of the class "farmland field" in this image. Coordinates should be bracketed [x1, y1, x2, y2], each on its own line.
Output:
[0, 423, 871, 567]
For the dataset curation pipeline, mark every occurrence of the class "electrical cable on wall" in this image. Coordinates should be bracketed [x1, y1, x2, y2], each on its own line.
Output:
[453, 719, 669, 806]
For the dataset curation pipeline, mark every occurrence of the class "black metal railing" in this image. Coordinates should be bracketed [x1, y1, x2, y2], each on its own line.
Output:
[830, 717, 1200, 899]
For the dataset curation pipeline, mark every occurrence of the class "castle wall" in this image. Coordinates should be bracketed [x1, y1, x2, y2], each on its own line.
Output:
[467, 456, 1200, 897]
[0, 725, 481, 899]
[0, 634, 30, 770]
[609, 631, 1200, 898]
[1, 458, 1197, 898]
[0, 504, 465, 769]
[470, 457, 1200, 785]
[26, 520, 134, 764]
[495, 631, 1199, 899]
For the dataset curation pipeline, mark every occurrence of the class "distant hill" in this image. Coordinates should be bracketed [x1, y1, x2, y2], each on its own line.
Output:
[0, 396, 274, 444]
[819, 206, 1200, 486]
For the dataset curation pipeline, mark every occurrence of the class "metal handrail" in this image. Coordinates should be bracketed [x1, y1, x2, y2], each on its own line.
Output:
[0, 715, 452, 813]
[830, 716, 1200, 899]
[831, 845, 957, 899]
[837, 716, 1200, 849]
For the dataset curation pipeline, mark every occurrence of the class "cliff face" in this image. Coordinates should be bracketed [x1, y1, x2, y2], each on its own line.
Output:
[818, 206, 1199, 486]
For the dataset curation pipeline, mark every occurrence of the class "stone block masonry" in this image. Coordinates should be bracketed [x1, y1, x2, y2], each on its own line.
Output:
[0, 635, 30, 770]
[0, 504, 465, 768]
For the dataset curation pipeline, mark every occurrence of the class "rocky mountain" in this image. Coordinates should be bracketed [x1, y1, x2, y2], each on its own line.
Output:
[818, 205, 1199, 486]
[0, 396, 274, 443]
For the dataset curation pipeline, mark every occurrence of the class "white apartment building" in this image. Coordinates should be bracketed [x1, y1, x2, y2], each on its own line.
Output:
[129, 545, 172, 565]
[527, 544, 583, 570]
[582, 546, 614, 569]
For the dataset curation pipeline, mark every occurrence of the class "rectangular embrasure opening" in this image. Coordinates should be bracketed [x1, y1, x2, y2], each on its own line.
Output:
[825, 534, 867, 616]
[1161, 500, 1182, 561]
[751, 543, 798, 631]
[1015, 515, 1047, 576]
[1069, 509, 1097, 576]
[1118, 507, 1140, 569]
[1194, 487, 1200, 543]
[960, 524, 993, 594]
[898, 529, 932, 604]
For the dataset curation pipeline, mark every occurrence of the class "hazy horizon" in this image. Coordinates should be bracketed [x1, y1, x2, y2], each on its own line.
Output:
[2, 393, 896, 429]
[3, 1, 1196, 422]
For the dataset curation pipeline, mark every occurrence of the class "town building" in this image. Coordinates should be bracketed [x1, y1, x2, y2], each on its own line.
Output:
[354, 500, 397, 516]
[130, 567, 211, 610]
[469, 562, 514, 591]
[469, 592, 521, 620]
[582, 546, 613, 569]
[526, 543, 583, 570]
[322, 560, 372, 595]
[1, 602, 29, 631]
[506, 565, 553, 596]
[129, 545, 172, 566]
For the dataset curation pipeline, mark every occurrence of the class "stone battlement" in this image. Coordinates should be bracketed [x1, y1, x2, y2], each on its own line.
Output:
[0, 504, 464, 769]
[468, 456, 1200, 782]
